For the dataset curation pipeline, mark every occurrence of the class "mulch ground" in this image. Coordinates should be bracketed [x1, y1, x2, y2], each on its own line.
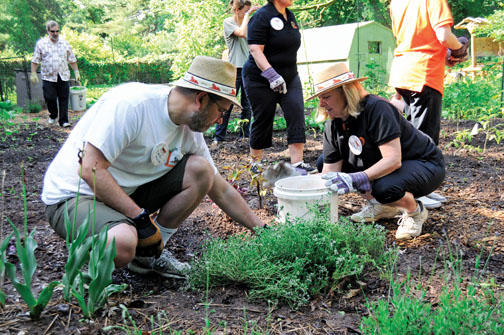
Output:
[0, 110, 503, 334]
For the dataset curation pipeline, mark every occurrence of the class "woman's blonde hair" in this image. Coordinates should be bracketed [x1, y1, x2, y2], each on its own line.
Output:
[315, 81, 363, 122]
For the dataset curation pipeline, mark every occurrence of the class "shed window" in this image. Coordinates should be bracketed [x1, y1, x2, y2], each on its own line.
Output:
[368, 41, 381, 54]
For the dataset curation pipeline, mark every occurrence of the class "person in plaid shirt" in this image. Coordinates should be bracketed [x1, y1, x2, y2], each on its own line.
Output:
[31, 20, 80, 128]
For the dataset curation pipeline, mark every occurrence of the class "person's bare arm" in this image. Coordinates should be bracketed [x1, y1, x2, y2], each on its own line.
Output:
[363, 138, 402, 181]
[79, 142, 142, 218]
[434, 25, 462, 49]
[233, 5, 260, 38]
[208, 173, 264, 231]
[321, 160, 343, 174]
[249, 44, 271, 71]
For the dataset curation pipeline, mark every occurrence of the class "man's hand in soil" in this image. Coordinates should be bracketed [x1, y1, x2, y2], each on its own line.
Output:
[131, 209, 163, 258]
[263, 161, 300, 188]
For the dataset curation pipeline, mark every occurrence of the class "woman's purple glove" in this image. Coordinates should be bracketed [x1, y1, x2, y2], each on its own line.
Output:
[261, 67, 287, 94]
[322, 171, 371, 195]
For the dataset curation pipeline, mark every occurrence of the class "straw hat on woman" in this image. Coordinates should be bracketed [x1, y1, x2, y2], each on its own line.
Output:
[310, 63, 446, 240]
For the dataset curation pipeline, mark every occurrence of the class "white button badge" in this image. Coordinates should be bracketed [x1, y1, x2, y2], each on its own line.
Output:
[348, 135, 363, 156]
[270, 17, 284, 30]
[151, 142, 169, 166]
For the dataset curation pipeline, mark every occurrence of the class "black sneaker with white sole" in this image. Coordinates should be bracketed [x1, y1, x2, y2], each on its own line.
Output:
[128, 249, 191, 279]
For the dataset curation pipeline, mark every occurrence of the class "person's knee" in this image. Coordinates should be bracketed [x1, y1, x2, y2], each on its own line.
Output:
[185, 155, 215, 191]
[108, 223, 137, 268]
[372, 181, 404, 204]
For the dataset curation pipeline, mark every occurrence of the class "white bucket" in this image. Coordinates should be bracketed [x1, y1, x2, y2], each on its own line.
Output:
[70, 86, 87, 111]
[273, 175, 338, 223]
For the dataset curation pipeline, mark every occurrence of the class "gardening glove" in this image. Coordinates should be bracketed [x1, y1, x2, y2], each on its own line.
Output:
[30, 72, 39, 84]
[74, 70, 81, 82]
[261, 67, 287, 94]
[322, 171, 370, 195]
[263, 161, 301, 188]
[446, 37, 469, 66]
[131, 208, 163, 258]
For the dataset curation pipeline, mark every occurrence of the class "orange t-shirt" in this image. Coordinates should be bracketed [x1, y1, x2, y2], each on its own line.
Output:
[388, 0, 454, 95]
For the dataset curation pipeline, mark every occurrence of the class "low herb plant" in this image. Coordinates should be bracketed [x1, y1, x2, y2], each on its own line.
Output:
[361, 238, 504, 335]
[361, 277, 504, 334]
[188, 210, 391, 309]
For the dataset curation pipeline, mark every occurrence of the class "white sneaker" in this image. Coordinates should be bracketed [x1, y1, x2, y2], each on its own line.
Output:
[48, 117, 56, 124]
[350, 199, 401, 223]
[62, 122, 71, 128]
[417, 196, 441, 209]
[427, 192, 446, 203]
[395, 202, 428, 240]
[128, 249, 191, 279]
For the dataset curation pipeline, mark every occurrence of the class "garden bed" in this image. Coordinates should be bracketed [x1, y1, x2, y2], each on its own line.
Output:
[0, 111, 503, 334]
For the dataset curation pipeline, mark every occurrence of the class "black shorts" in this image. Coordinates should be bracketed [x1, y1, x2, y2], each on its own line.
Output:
[243, 74, 306, 149]
[371, 153, 445, 204]
[396, 86, 442, 145]
[45, 155, 190, 238]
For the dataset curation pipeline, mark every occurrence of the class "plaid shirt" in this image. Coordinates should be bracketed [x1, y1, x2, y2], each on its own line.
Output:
[32, 36, 77, 82]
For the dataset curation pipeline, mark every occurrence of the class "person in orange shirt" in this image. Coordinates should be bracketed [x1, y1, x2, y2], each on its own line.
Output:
[389, 0, 468, 208]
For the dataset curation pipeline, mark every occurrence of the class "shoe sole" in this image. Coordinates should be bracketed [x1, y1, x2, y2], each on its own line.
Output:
[350, 212, 400, 223]
[127, 263, 186, 279]
[420, 202, 441, 209]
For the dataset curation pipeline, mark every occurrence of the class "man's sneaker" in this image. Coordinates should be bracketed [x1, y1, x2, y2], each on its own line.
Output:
[426, 192, 447, 203]
[417, 196, 441, 209]
[350, 199, 401, 223]
[395, 201, 428, 240]
[62, 122, 71, 128]
[48, 117, 56, 125]
[128, 249, 191, 279]
[292, 161, 317, 175]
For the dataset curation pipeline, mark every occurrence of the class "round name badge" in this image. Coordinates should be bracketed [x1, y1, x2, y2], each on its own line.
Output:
[348, 135, 363, 156]
[151, 142, 169, 166]
[270, 17, 284, 30]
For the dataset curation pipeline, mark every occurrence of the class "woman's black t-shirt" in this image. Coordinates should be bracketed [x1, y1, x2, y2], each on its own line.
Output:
[243, 2, 301, 83]
[323, 94, 441, 172]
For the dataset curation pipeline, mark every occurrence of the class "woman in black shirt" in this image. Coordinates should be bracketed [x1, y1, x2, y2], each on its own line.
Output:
[308, 63, 445, 240]
[243, 0, 314, 173]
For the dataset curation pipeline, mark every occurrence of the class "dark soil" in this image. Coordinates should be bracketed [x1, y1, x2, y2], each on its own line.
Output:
[0, 110, 503, 334]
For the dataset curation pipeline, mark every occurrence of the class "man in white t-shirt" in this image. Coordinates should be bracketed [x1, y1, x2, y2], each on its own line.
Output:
[41, 56, 265, 278]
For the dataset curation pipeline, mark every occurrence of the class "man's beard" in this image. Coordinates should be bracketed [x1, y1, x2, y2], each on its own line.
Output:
[187, 104, 212, 132]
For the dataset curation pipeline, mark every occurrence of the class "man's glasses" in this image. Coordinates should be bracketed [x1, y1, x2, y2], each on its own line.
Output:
[49, 30, 59, 33]
[209, 96, 228, 118]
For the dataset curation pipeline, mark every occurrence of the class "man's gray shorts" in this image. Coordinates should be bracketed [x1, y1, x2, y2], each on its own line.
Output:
[46, 155, 190, 238]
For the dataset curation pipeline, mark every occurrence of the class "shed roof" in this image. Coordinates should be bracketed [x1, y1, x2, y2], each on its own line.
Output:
[298, 21, 375, 63]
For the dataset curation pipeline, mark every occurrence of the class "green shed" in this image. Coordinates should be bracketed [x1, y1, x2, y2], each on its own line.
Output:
[297, 21, 395, 87]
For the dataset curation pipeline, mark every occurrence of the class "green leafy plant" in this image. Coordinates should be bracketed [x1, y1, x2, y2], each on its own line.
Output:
[61, 205, 94, 301]
[25, 102, 41, 114]
[188, 212, 391, 309]
[3, 164, 58, 319]
[0, 232, 14, 307]
[70, 227, 127, 317]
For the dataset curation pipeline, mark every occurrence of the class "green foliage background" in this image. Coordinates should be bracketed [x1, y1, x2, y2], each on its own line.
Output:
[1, 0, 502, 81]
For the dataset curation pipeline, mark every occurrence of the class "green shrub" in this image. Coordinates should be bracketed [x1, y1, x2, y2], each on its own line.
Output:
[188, 211, 391, 309]
[26, 102, 41, 114]
[443, 61, 502, 120]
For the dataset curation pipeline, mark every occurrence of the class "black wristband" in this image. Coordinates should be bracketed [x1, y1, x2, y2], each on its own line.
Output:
[132, 208, 150, 225]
